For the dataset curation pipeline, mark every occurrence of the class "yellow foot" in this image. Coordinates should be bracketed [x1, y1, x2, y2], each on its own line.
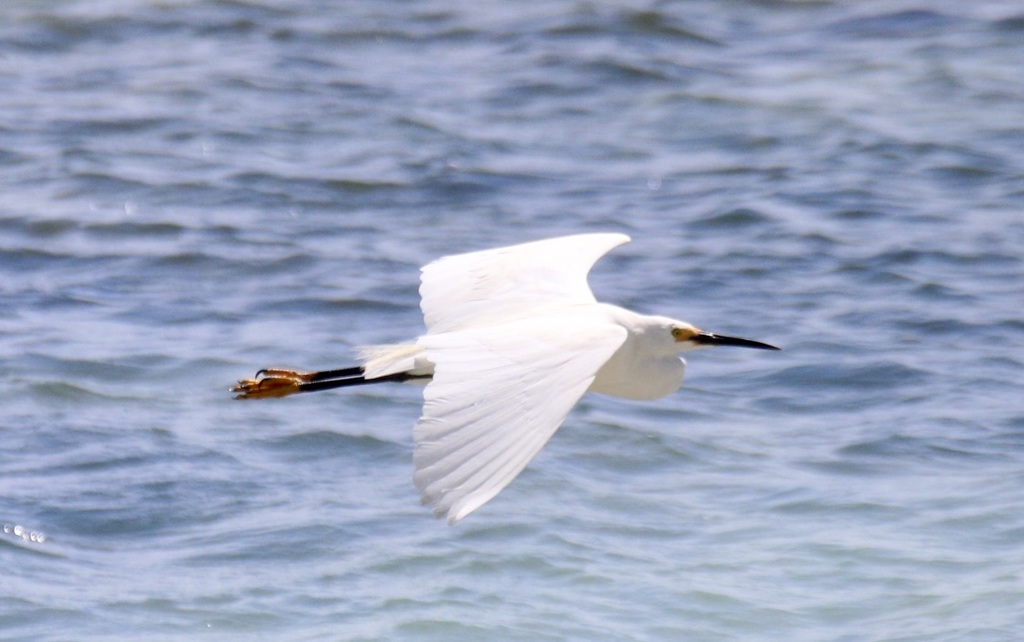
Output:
[231, 369, 313, 399]
[254, 368, 320, 382]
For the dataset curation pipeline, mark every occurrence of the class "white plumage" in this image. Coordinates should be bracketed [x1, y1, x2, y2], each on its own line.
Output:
[234, 233, 779, 524]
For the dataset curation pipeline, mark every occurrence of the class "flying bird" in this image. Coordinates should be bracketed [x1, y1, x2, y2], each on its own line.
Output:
[233, 233, 779, 523]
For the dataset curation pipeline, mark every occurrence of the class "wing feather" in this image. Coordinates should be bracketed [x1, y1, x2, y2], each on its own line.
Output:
[413, 316, 627, 523]
[419, 233, 630, 334]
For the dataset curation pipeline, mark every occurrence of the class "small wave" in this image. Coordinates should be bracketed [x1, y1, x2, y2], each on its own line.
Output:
[0, 216, 79, 238]
[546, 8, 722, 46]
[992, 14, 1024, 32]
[260, 430, 403, 461]
[83, 221, 187, 239]
[24, 379, 155, 404]
[837, 434, 1011, 467]
[687, 207, 774, 231]
[768, 360, 930, 391]
[827, 9, 960, 39]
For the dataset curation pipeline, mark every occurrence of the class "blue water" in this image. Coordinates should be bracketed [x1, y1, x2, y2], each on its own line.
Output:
[3, 0, 1024, 639]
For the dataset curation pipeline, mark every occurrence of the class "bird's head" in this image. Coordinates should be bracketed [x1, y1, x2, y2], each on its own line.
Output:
[670, 322, 780, 353]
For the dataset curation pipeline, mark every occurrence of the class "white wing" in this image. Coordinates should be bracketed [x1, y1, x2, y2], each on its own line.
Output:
[419, 233, 630, 334]
[413, 315, 627, 523]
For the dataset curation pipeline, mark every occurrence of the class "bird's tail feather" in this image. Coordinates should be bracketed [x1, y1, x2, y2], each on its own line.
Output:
[357, 343, 430, 379]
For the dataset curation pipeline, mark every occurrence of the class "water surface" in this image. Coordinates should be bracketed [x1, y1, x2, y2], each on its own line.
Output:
[2, 1, 1023, 640]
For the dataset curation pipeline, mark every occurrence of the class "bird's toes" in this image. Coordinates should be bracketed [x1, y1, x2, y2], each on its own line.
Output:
[255, 368, 314, 382]
[231, 376, 302, 399]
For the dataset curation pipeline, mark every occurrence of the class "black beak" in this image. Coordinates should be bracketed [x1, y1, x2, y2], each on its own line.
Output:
[694, 331, 780, 351]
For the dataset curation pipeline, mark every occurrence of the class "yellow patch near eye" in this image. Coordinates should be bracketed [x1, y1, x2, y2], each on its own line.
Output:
[671, 327, 698, 341]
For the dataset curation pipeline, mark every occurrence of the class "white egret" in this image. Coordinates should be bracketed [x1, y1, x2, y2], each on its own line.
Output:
[233, 233, 779, 523]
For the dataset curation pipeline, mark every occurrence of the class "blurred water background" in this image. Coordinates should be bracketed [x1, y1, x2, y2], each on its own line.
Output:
[2, 0, 1023, 639]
